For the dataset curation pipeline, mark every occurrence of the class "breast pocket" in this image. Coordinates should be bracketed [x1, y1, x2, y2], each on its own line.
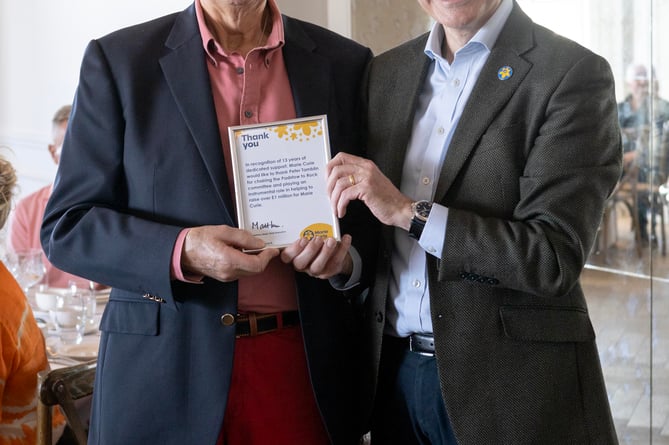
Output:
[474, 122, 526, 156]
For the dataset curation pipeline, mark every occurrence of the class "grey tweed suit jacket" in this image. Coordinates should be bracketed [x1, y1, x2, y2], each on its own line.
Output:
[361, 3, 621, 444]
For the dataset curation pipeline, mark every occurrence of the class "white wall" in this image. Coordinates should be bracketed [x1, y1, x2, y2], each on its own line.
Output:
[0, 0, 339, 200]
[0, 0, 193, 198]
[279, 0, 326, 28]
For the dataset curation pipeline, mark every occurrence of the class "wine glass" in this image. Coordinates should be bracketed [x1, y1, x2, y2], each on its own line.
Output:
[13, 249, 46, 294]
[54, 288, 88, 345]
[68, 280, 98, 331]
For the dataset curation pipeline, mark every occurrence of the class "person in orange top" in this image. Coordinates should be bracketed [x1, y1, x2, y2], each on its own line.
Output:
[0, 154, 65, 444]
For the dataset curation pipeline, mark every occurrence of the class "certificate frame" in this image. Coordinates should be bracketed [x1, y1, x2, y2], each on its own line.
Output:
[228, 115, 340, 250]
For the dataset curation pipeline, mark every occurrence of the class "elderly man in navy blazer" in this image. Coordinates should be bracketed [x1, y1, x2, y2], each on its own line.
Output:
[41, 1, 372, 444]
[327, 0, 620, 443]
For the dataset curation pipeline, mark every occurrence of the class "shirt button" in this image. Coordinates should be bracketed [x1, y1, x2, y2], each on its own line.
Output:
[244, 111, 253, 118]
[453, 78, 460, 87]
[413, 280, 421, 288]
[427, 246, 436, 253]
[236, 67, 244, 74]
[437, 127, 445, 135]
[422, 176, 431, 185]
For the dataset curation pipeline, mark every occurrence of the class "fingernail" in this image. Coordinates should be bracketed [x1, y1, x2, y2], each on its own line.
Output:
[326, 238, 337, 248]
[299, 237, 309, 247]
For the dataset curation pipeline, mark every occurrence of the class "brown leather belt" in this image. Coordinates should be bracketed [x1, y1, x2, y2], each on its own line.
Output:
[235, 311, 300, 338]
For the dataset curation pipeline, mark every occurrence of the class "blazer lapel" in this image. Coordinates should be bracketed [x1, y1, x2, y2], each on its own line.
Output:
[434, 5, 535, 202]
[381, 36, 432, 188]
[159, 5, 235, 221]
[374, 36, 431, 246]
[282, 16, 330, 119]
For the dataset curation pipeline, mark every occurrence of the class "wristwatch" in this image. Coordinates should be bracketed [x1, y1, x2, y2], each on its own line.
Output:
[409, 200, 432, 240]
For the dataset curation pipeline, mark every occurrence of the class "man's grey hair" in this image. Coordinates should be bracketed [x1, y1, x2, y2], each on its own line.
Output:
[52, 104, 72, 126]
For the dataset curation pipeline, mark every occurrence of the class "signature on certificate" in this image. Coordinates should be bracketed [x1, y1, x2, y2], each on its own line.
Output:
[251, 220, 281, 230]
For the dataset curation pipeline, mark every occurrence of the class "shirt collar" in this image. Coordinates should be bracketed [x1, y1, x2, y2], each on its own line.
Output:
[424, 0, 513, 60]
[195, 0, 285, 64]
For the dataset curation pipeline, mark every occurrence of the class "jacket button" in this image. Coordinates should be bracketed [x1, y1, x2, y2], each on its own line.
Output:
[376, 311, 384, 323]
[487, 278, 499, 285]
[220, 313, 236, 326]
[467, 274, 479, 281]
[459, 272, 468, 279]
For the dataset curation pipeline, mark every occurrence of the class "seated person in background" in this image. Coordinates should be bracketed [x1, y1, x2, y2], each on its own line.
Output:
[0, 154, 65, 444]
[618, 63, 669, 246]
[7, 105, 95, 289]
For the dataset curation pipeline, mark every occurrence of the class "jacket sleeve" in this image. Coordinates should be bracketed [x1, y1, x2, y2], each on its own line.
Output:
[40, 39, 183, 304]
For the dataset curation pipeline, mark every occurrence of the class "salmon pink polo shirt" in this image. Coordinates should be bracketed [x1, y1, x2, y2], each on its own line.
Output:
[171, 0, 298, 313]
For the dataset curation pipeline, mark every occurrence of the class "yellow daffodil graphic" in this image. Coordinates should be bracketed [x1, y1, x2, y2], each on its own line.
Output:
[294, 122, 318, 136]
[273, 125, 290, 138]
[497, 66, 513, 80]
[271, 120, 323, 141]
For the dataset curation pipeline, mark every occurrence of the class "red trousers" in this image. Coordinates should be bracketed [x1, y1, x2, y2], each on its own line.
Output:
[216, 326, 330, 445]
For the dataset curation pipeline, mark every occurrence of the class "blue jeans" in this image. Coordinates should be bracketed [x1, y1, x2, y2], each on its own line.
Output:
[370, 335, 458, 445]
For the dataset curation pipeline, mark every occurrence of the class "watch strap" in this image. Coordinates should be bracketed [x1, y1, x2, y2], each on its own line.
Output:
[409, 200, 432, 240]
[409, 217, 426, 240]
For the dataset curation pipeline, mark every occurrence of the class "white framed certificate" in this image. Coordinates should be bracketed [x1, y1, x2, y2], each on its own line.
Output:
[228, 115, 340, 249]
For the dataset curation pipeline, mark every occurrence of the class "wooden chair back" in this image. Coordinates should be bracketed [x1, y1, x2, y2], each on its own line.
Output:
[36, 360, 96, 445]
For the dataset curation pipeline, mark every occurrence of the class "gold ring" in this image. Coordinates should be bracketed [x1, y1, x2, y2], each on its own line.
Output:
[348, 174, 356, 186]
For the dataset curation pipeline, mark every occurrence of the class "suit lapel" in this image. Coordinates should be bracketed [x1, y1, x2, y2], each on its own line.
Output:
[374, 36, 431, 246]
[159, 5, 235, 221]
[381, 36, 432, 188]
[434, 5, 535, 202]
[281, 16, 330, 119]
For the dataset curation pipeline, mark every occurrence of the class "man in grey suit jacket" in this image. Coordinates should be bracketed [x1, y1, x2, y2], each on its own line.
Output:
[327, 0, 620, 443]
[40, 1, 372, 444]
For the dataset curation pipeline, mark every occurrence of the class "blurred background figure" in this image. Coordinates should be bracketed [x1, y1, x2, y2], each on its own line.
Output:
[0, 153, 65, 444]
[6, 105, 93, 289]
[618, 63, 669, 247]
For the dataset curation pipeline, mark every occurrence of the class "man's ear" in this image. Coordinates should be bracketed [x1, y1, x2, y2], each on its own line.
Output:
[48, 144, 58, 164]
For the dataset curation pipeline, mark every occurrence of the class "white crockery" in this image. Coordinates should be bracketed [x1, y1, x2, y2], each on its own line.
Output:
[54, 307, 82, 328]
[35, 291, 60, 311]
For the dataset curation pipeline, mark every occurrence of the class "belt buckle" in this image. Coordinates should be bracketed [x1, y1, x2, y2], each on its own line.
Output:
[237, 312, 261, 337]
[409, 334, 434, 357]
[234, 311, 298, 338]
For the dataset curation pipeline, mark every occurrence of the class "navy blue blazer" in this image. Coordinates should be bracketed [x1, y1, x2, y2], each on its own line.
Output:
[41, 4, 372, 444]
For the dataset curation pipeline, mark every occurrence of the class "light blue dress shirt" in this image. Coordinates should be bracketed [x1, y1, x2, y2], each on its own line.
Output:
[387, 0, 513, 337]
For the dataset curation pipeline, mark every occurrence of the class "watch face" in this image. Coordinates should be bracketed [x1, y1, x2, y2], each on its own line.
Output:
[413, 201, 432, 221]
